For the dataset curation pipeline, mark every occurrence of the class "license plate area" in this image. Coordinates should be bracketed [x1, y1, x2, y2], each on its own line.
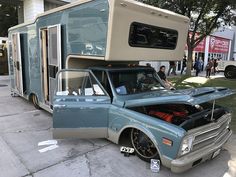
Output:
[120, 146, 135, 154]
[212, 149, 221, 159]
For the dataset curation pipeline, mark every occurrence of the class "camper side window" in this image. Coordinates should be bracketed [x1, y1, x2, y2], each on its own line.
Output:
[56, 71, 106, 96]
[129, 22, 178, 50]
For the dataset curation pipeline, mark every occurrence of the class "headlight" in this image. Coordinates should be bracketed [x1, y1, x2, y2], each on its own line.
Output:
[180, 135, 195, 156]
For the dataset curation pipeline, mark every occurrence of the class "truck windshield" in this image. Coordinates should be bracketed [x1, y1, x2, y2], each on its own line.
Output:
[109, 69, 164, 95]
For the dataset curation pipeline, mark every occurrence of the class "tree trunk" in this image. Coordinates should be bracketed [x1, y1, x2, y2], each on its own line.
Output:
[186, 48, 193, 76]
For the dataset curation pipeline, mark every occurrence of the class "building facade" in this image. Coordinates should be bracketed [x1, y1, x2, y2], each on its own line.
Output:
[23, 0, 73, 22]
[0, 0, 73, 23]
[186, 28, 235, 69]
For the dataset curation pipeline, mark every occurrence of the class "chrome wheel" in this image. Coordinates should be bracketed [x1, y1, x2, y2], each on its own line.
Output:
[131, 129, 159, 161]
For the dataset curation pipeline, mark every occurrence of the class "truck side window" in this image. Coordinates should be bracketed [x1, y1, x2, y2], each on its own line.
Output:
[56, 71, 106, 96]
[92, 70, 113, 99]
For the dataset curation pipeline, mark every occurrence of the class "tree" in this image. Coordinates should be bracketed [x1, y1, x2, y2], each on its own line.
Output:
[0, 4, 18, 37]
[140, 0, 236, 75]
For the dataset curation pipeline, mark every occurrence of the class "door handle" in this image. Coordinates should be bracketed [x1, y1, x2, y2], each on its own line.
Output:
[54, 104, 67, 108]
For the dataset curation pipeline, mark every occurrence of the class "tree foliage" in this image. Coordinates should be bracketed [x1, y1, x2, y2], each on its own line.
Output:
[0, 4, 18, 37]
[140, 0, 236, 75]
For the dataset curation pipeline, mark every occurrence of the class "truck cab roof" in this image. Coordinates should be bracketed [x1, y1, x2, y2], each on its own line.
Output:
[89, 65, 154, 72]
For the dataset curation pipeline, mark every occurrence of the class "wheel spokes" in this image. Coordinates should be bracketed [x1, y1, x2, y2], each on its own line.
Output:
[131, 129, 158, 159]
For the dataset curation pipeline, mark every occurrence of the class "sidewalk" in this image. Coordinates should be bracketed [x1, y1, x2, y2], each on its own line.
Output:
[167, 70, 225, 79]
[0, 75, 9, 80]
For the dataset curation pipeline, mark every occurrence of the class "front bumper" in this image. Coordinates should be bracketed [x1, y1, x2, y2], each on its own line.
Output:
[170, 129, 232, 173]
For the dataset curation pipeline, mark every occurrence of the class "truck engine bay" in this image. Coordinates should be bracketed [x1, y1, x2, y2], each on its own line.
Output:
[129, 103, 228, 130]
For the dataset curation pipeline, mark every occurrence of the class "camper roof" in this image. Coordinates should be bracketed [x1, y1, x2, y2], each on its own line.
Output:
[9, 0, 189, 62]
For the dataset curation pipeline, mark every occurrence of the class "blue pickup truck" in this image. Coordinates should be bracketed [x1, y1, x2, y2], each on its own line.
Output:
[53, 65, 233, 173]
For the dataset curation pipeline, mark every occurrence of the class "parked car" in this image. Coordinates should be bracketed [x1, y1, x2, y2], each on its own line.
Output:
[53, 66, 234, 173]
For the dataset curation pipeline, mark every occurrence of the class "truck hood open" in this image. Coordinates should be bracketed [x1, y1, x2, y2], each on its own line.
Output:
[123, 87, 235, 107]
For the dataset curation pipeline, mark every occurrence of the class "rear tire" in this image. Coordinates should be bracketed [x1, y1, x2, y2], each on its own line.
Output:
[32, 94, 41, 109]
[131, 128, 160, 162]
[224, 66, 236, 79]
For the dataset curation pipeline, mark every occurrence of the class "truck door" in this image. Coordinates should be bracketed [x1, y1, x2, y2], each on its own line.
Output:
[12, 33, 23, 96]
[53, 69, 110, 139]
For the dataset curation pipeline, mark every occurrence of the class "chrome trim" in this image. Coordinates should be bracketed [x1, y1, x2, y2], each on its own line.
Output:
[187, 113, 231, 136]
[187, 113, 231, 153]
[193, 122, 228, 145]
[171, 129, 232, 173]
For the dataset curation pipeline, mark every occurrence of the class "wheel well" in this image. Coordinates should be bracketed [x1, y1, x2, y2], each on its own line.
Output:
[118, 128, 133, 147]
[118, 127, 159, 149]
[28, 93, 38, 102]
[225, 65, 236, 70]
[119, 127, 162, 162]
[28, 93, 34, 102]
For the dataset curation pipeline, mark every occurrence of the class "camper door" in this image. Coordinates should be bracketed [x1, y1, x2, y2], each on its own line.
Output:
[40, 25, 61, 106]
[48, 25, 61, 105]
[12, 33, 23, 96]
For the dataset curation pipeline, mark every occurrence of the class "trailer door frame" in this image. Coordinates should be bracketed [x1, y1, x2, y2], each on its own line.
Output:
[40, 24, 61, 107]
[12, 33, 23, 96]
[48, 25, 62, 106]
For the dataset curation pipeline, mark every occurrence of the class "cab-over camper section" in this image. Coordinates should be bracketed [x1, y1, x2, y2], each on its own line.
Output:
[8, 0, 189, 111]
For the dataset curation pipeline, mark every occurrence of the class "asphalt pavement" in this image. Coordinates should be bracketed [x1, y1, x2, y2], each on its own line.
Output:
[0, 76, 235, 177]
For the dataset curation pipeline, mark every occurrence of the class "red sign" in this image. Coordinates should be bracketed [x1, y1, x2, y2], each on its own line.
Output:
[208, 36, 230, 53]
[185, 32, 206, 52]
[194, 37, 206, 52]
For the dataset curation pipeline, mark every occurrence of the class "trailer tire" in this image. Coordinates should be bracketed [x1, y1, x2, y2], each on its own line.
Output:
[32, 94, 41, 109]
[131, 128, 160, 162]
[224, 66, 236, 79]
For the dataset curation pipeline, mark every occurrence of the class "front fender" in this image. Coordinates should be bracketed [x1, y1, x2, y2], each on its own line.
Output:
[118, 124, 161, 155]
[108, 106, 186, 160]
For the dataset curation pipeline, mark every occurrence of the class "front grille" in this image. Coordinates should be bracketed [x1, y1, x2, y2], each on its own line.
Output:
[190, 113, 231, 152]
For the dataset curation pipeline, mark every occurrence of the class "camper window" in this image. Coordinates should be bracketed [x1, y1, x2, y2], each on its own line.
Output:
[66, 1, 109, 56]
[129, 22, 178, 50]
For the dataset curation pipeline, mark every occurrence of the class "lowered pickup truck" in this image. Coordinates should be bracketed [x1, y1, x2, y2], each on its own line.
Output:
[53, 65, 234, 173]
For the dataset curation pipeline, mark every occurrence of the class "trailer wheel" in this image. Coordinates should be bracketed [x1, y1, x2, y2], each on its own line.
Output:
[131, 128, 160, 162]
[32, 94, 41, 109]
[224, 66, 236, 79]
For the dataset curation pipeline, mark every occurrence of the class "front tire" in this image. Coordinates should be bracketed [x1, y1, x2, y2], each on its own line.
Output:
[131, 128, 160, 162]
[224, 66, 236, 79]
